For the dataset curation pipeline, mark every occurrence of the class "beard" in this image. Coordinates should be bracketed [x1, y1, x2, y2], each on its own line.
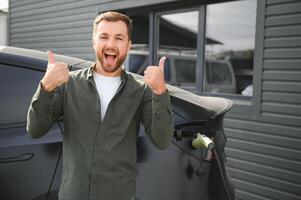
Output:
[96, 47, 127, 73]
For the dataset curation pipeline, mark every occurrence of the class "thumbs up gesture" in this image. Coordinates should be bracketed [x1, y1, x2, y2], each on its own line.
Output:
[143, 56, 167, 95]
[41, 51, 69, 92]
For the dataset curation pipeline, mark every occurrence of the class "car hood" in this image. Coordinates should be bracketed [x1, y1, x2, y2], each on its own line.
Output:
[0, 46, 87, 67]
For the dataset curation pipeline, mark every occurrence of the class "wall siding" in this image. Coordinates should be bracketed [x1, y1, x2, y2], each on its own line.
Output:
[8, 0, 301, 200]
[9, 0, 108, 60]
[225, 0, 301, 200]
[261, 0, 301, 122]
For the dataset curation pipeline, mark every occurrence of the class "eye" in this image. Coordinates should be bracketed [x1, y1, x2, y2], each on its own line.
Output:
[99, 35, 108, 40]
[116, 37, 123, 41]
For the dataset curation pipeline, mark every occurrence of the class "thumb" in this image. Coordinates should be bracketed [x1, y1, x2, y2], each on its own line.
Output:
[47, 50, 55, 65]
[158, 56, 166, 72]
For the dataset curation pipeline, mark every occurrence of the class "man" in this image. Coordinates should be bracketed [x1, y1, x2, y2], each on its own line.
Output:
[27, 11, 174, 200]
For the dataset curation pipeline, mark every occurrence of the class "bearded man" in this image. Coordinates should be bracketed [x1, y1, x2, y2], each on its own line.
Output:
[26, 11, 174, 200]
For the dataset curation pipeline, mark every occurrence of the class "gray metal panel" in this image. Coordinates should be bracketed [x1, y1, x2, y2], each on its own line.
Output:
[9, 0, 101, 60]
[227, 156, 301, 185]
[11, 12, 94, 29]
[10, 7, 96, 24]
[229, 173, 300, 200]
[226, 146, 300, 174]
[228, 136, 301, 162]
[262, 92, 301, 104]
[261, 102, 301, 116]
[264, 59, 301, 69]
[224, 117, 301, 142]
[265, 37, 301, 48]
[266, 0, 299, 5]
[11, 34, 93, 43]
[262, 70, 301, 81]
[10, 0, 114, 19]
[262, 81, 301, 93]
[228, 168, 301, 197]
[260, 0, 301, 129]
[264, 48, 301, 59]
[11, 27, 92, 39]
[225, 104, 301, 199]
[266, 1, 301, 15]
[266, 14, 301, 26]
[265, 26, 301, 37]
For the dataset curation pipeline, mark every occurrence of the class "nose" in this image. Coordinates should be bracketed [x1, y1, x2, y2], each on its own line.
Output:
[106, 37, 116, 48]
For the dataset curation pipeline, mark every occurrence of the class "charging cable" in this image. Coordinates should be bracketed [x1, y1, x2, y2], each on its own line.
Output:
[191, 133, 233, 200]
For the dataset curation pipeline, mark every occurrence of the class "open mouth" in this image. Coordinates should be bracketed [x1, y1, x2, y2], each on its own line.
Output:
[104, 52, 117, 62]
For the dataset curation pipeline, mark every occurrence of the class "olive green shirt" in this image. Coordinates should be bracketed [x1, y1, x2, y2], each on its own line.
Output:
[26, 65, 174, 200]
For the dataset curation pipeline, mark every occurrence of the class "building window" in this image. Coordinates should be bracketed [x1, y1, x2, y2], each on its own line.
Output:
[124, 14, 150, 75]
[205, 0, 257, 96]
[124, 0, 257, 97]
[158, 10, 199, 92]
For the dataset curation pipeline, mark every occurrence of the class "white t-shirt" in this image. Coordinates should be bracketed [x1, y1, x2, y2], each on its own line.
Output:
[93, 72, 122, 121]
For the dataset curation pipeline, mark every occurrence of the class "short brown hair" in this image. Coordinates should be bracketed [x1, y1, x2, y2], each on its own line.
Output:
[93, 11, 132, 40]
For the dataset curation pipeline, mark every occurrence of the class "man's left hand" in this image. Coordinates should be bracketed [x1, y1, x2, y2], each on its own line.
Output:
[143, 56, 167, 95]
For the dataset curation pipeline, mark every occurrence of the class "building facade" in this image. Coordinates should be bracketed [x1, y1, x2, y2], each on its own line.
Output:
[8, 0, 301, 199]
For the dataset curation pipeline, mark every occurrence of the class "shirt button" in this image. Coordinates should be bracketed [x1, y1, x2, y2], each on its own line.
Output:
[92, 182, 96, 186]
[97, 141, 100, 145]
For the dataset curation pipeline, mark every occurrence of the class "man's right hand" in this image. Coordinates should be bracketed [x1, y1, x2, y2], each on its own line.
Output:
[41, 51, 69, 92]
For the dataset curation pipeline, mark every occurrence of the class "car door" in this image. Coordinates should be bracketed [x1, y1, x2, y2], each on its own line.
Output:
[0, 63, 62, 200]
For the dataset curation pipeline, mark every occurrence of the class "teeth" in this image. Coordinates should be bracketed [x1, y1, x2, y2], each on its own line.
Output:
[105, 52, 116, 55]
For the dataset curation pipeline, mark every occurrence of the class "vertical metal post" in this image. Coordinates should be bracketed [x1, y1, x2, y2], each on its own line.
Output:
[252, 0, 266, 116]
[196, 5, 206, 95]
[149, 12, 159, 65]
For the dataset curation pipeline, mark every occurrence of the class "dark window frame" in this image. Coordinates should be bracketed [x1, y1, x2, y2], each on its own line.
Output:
[153, 2, 257, 99]
[114, 0, 263, 115]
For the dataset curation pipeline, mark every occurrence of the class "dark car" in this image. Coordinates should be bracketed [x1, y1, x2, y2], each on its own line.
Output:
[0, 46, 234, 200]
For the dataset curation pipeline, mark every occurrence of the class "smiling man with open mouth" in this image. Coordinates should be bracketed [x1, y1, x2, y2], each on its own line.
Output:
[93, 17, 131, 76]
[27, 11, 174, 200]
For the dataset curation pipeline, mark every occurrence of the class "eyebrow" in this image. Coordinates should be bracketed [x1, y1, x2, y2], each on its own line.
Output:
[115, 34, 126, 39]
[98, 32, 127, 39]
[99, 33, 109, 36]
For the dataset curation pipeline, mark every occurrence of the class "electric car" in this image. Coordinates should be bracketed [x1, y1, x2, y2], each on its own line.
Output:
[0, 46, 234, 200]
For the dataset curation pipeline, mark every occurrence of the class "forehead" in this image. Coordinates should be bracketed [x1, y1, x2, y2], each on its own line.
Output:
[95, 20, 128, 36]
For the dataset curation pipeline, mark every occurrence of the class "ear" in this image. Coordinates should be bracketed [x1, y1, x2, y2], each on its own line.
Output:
[92, 36, 96, 50]
[128, 40, 132, 51]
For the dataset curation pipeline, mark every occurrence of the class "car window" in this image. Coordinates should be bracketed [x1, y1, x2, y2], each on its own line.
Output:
[127, 54, 171, 82]
[206, 61, 232, 85]
[174, 59, 196, 84]
[0, 64, 43, 124]
[128, 54, 147, 74]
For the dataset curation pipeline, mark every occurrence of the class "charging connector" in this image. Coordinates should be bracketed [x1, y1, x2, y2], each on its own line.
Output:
[192, 133, 215, 150]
